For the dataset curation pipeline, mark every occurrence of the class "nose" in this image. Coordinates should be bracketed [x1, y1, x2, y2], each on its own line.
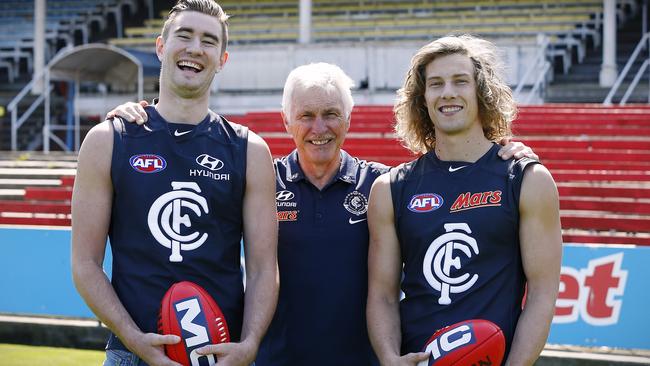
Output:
[186, 37, 203, 56]
[441, 82, 457, 99]
[311, 114, 328, 134]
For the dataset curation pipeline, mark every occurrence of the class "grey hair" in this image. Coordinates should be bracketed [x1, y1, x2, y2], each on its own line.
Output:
[282, 63, 355, 119]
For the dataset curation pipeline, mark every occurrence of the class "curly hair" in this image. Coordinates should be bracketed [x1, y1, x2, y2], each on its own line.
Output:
[394, 34, 517, 154]
[161, 0, 230, 55]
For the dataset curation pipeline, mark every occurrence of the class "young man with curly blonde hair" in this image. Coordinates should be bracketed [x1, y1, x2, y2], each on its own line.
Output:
[367, 35, 561, 366]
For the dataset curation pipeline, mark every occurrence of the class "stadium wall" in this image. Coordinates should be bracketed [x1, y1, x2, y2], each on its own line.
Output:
[1, 227, 648, 349]
[76, 41, 538, 116]
[216, 41, 534, 92]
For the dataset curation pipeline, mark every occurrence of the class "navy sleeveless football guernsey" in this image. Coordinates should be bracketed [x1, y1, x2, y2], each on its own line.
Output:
[390, 143, 539, 359]
[107, 106, 247, 350]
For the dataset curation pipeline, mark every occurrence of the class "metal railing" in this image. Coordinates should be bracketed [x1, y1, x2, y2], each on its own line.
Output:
[603, 32, 650, 105]
[514, 35, 553, 105]
[7, 70, 53, 151]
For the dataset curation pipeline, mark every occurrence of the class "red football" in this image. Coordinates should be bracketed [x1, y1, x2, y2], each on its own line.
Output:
[158, 281, 230, 366]
[417, 319, 505, 366]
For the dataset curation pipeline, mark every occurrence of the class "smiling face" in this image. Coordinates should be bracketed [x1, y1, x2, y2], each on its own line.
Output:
[284, 84, 350, 170]
[423, 53, 481, 137]
[156, 10, 228, 99]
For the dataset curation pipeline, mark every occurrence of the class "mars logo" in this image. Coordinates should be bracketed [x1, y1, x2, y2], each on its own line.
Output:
[409, 193, 444, 213]
[174, 297, 216, 366]
[277, 210, 298, 222]
[195, 154, 224, 171]
[450, 191, 502, 212]
[423, 223, 479, 305]
[130, 154, 166, 173]
[148, 182, 209, 262]
[423, 323, 476, 363]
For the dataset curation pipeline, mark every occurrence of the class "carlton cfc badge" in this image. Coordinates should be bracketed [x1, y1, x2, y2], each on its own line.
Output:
[343, 191, 368, 215]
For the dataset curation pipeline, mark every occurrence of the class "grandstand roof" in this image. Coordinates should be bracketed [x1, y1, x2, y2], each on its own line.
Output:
[48, 43, 142, 86]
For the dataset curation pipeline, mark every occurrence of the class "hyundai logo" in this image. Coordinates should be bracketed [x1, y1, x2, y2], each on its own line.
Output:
[196, 154, 224, 171]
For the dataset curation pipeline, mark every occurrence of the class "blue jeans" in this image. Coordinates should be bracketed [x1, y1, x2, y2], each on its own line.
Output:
[103, 349, 148, 366]
[103, 349, 257, 366]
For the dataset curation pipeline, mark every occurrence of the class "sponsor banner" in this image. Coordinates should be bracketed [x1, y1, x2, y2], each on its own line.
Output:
[0, 227, 111, 318]
[548, 244, 650, 349]
[1, 228, 649, 351]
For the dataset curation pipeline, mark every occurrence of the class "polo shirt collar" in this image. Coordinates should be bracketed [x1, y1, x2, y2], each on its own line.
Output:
[285, 149, 358, 185]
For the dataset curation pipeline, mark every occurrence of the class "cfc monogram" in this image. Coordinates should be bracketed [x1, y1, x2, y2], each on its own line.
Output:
[423, 223, 479, 305]
[148, 182, 209, 262]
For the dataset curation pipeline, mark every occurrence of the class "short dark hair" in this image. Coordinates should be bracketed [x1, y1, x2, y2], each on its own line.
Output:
[161, 0, 230, 55]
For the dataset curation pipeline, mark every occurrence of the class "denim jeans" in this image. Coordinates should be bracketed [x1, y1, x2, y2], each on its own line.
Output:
[103, 349, 148, 366]
[103, 348, 256, 366]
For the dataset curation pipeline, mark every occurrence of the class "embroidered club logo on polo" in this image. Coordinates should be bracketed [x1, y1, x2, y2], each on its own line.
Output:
[148, 181, 209, 262]
[343, 191, 368, 216]
[408, 193, 444, 213]
[423, 223, 479, 305]
[196, 154, 224, 171]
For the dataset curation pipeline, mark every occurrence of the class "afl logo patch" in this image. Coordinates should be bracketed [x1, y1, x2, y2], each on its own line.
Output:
[130, 154, 166, 173]
[343, 191, 368, 216]
[408, 193, 443, 213]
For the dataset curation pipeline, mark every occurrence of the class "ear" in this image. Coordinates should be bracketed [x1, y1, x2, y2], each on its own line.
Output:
[155, 36, 164, 61]
[345, 114, 351, 132]
[216, 51, 229, 73]
[281, 111, 291, 133]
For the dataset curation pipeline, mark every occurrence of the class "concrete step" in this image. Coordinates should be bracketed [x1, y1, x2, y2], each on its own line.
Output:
[546, 83, 650, 104]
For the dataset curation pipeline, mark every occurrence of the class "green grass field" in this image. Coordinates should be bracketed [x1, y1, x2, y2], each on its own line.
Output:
[0, 344, 104, 365]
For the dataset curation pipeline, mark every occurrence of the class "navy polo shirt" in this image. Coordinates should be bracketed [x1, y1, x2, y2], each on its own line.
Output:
[256, 149, 388, 366]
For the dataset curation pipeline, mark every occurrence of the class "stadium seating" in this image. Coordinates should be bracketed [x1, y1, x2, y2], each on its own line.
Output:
[0, 0, 138, 82]
[109, 0, 603, 56]
[234, 104, 650, 246]
[0, 156, 75, 226]
[1, 105, 648, 247]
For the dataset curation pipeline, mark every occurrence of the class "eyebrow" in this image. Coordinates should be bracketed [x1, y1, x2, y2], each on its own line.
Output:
[175, 27, 220, 43]
[426, 73, 471, 81]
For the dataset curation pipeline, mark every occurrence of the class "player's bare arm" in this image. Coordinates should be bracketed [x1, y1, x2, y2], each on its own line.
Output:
[71, 121, 181, 366]
[196, 131, 279, 365]
[506, 165, 562, 366]
[367, 173, 429, 366]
